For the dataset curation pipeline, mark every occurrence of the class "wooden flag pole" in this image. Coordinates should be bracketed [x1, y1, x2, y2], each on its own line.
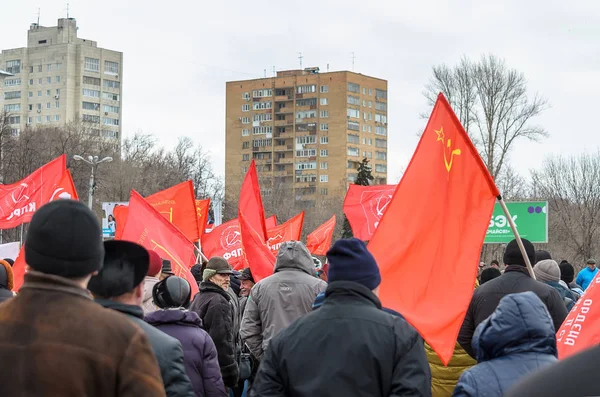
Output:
[497, 196, 536, 280]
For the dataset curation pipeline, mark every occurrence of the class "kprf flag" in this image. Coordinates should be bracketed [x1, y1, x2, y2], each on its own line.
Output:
[266, 212, 304, 254]
[306, 215, 336, 256]
[195, 199, 210, 240]
[556, 273, 600, 359]
[368, 93, 499, 365]
[120, 190, 198, 295]
[0, 155, 66, 228]
[265, 215, 278, 230]
[343, 184, 397, 240]
[239, 160, 268, 241]
[201, 219, 245, 269]
[240, 210, 275, 282]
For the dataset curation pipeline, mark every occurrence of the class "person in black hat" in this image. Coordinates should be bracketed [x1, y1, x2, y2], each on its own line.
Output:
[251, 238, 431, 397]
[89, 240, 195, 397]
[0, 199, 165, 397]
[458, 238, 568, 359]
[161, 259, 176, 280]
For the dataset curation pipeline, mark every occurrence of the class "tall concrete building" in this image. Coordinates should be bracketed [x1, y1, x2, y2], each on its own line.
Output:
[225, 68, 388, 205]
[0, 18, 122, 142]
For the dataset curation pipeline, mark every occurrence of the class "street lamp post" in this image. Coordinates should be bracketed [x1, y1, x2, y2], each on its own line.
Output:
[73, 155, 113, 210]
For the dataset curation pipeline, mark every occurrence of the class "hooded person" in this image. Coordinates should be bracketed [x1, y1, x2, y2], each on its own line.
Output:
[453, 292, 558, 397]
[251, 238, 431, 397]
[0, 199, 165, 397]
[88, 240, 195, 397]
[558, 261, 583, 297]
[239, 241, 327, 361]
[146, 276, 227, 397]
[534, 259, 579, 311]
[189, 257, 239, 390]
[458, 238, 568, 359]
[0, 259, 14, 302]
[143, 250, 164, 314]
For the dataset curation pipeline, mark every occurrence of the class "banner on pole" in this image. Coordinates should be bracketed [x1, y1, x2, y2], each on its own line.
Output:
[485, 201, 548, 244]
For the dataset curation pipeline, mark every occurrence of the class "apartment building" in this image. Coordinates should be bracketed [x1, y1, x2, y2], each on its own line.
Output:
[0, 18, 122, 142]
[225, 68, 388, 205]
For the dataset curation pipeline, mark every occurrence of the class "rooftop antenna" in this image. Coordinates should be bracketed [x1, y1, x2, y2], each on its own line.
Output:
[66, 2, 70, 18]
[327, 63, 330, 72]
[298, 52, 303, 69]
[272, 66, 276, 77]
[37, 8, 40, 25]
[351, 52, 356, 71]
[264, 69, 267, 78]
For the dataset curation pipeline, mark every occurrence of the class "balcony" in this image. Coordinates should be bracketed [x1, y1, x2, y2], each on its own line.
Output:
[253, 158, 272, 165]
[275, 95, 293, 102]
[274, 144, 294, 152]
[273, 170, 290, 177]
[276, 107, 293, 114]
[274, 157, 294, 164]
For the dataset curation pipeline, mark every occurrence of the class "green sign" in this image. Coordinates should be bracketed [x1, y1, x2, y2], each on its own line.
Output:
[485, 201, 548, 244]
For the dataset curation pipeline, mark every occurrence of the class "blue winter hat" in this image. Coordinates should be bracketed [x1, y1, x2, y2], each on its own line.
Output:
[326, 238, 381, 290]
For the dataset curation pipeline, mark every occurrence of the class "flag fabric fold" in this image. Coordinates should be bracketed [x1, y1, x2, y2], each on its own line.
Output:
[195, 199, 211, 241]
[306, 215, 336, 256]
[266, 212, 304, 254]
[146, 181, 199, 242]
[343, 184, 397, 241]
[239, 160, 268, 241]
[239, 210, 276, 282]
[368, 93, 500, 365]
[265, 215, 278, 230]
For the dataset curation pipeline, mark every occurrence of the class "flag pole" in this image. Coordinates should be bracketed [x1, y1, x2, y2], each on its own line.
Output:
[497, 196, 536, 280]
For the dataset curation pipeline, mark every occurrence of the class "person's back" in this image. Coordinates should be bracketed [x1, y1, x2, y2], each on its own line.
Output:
[240, 241, 327, 359]
[576, 259, 598, 290]
[534, 259, 578, 311]
[453, 292, 557, 397]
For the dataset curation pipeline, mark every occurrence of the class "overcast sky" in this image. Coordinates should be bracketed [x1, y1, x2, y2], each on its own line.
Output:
[2, 0, 599, 184]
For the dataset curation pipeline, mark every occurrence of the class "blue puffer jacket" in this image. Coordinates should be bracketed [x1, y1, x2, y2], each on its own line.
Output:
[452, 292, 557, 397]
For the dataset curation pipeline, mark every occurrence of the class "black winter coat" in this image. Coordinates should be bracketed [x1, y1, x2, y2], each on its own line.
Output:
[189, 282, 239, 388]
[96, 299, 195, 397]
[458, 267, 568, 358]
[0, 288, 13, 303]
[251, 281, 432, 397]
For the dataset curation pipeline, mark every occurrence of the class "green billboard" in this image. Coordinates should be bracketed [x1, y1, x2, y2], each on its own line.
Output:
[485, 201, 548, 244]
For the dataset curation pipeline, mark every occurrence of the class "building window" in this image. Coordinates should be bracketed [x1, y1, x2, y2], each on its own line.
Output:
[376, 151, 387, 160]
[375, 114, 387, 123]
[104, 80, 120, 89]
[242, 92, 250, 99]
[56, 89, 60, 96]
[28, 104, 32, 111]
[253, 113, 272, 122]
[242, 141, 249, 149]
[37, 91, 42, 97]
[376, 164, 387, 173]
[367, 151, 372, 159]
[296, 149, 316, 157]
[348, 82, 360, 93]
[376, 126, 387, 136]
[46, 89, 50, 96]
[37, 65, 42, 72]
[28, 91, 33, 98]
[252, 89, 272, 98]
[47, 64, 53, 72]
[104, 61, 119, 75]
[297, 136, 316, 144]
[320, 149, 328, 157]
[46, 77, 52, 84]
[296, 110, 317, 119]
[46, 103, 51, 109]
[348, 121, 360, 131]
[368, 125, 372, 133]
[38, 78, 42, 84]
[320, 136, 329, 144]
[29, 66, 33, 73]
[320, 123, 328, 131]
[85, 57, 100, 72]
[8, 116, 20, 124]
[6, 60, 21, 74]
[29, 79, 34, 85]
[320, 175, 328, 183]
[253, 101, 272, 110]
[55, 101, 60, 108]
[296, 98, 317, 107]
[83, 76, 101, 86]
[102, 92, 120, 101]
[376, 89, 387, 100]
[242, 129, 250, 136]
[347, 134, 360, 144]
[347, 108, 360, 119]
[320, 85, 328, 93]
[241, 104, 250, 112]
[252, 126, 272, 135]
[369, 138, 373, 145]
[4, 91, 21, 100]
[82, 114, 100, 124]
[241, 117, 250, 124]
[362, 138, 366, 144]
[253, 138, 272, 147]
[362, 125, 367, 132]
[347, 146, 359, 156]
[363, 87, 367, 95]
[368, 101, 372, 108]
[36, 116, 41, 122]
[37, 103, 42, 111]
[320, 110, 328, 118]
[45, 115, 51, 122]
[104, 104, 120, 113]
[83, 101, 100, 111]
[320, 162, 328, 170]
[83, 88, 100, 98]
[242, 154, 250, 161]
[296, 162, 317, 170]
[4, 104, 20, 112]
[375, 139, 387, 148]
[102, 117, 120, 126]
[320, 98, 328, 106]
[320, 187, 328, 195]
[362, 151, 366, 158]
[4, 78, 21, 87]
[363, 100, 367, 107]
[347, 95, 360, 106]
[56, 63, 61, 70]
[296, 85, 316, 94]
[52, 114, 58, 122]
[375, 101, 387, 111]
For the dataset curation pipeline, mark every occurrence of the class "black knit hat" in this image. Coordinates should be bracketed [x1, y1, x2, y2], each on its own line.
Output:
[88, 240, 149, 298]
[503, 238, 536, 267]
[153, 276, 192, 308]
[327, 238, 381, 290]
[559, 261, 575, 284]
[535, 250, 552, 264]
[25, 200, 104, 278]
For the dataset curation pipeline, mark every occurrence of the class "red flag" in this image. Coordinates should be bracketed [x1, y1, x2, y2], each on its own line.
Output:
[11, 245, 26, 292]
[266, 212, 305, 254]
[195, 199, 210, 241]
[51, 170, 79, 201]
[239, 210, 275, 282]
[239, 160, 268, 241]
[368, 93, 499, 365]
[113, 204, 128, 240]
[146, 181, 199, 242]
[265, 215, 278, 230]
[306, 215, 336, 256]
[343, 184, 397, 240]
[0, 155, 66, 228]
[120, 190, 199, 295]
[557, 273, 600, 359]
[201, 219, 245, 269]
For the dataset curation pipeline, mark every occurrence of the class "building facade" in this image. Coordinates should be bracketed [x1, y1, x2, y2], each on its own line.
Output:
[225, 69, 388, 205]
[0, 18, 122, 142]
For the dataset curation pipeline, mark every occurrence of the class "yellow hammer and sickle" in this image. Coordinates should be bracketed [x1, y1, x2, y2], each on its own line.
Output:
[444, 139, 462, 172]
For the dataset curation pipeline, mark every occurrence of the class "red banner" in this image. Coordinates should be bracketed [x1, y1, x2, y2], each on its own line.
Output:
[0, 155, 66, 228]
[557, 273, 600, 359]
[306, 215, 336, 256]
[120, 190, 198, 295]
[266, 212, 304, 254]
[201, 219, 245, 269]
[265, 215, 277, 230]
[343, 184, 396, 241]
[239, 160, 268, 241]
[195, 199, 210, 241]
[146, 181, 199, 242]
[240, 210, 275, 282]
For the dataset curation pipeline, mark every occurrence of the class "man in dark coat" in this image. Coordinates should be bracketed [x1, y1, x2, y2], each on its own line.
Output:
[458, 238, 568, 358]
[0, 200, 165, 397]
[88, 240, 194, 397]
[190, 256, 239, 389]
[251, 238, 431, 397]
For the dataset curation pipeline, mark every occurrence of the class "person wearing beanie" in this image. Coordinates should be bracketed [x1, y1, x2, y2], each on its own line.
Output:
[0, 200, 166, 397]
[251, 238, 431, 397]
[0, 259, 14, 302]
[146, 277, 227, 397]
[534, 259, 578, 311]
[558, 261, 584, 297]
[576, 258, 599, 291]
[2, 258, 14, 267]
[89, 240, 194, 397]
[458, 238, 568, 359]
[480, 267, 501, 285]
[535, 250, 552, 264]
[189, 257, 239, 390]
[142, 250, 164, 314]
[240, 241, 327, 361]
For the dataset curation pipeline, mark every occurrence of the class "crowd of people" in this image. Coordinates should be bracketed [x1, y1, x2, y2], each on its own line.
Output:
[0, 199, 599, 396]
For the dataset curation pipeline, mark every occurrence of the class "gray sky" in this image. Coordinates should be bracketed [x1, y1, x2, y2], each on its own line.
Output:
[2, 0, 599, 184]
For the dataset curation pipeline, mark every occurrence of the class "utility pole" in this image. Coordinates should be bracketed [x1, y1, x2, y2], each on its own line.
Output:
[298, 52, 303, 69]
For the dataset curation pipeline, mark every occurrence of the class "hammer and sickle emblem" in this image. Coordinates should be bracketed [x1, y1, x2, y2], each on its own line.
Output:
[435, 127, 461, 172]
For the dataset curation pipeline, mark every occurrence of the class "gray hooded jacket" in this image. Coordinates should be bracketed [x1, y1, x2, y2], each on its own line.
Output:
[239, 241, 327, 360]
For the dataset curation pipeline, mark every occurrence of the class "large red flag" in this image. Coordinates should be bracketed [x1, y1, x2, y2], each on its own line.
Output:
[266, 212, 304, 254]
[0, 155, 66, 228]
[195, 199, 210, 241]
[239, 160, 268, 241]
[556, 273, 600, 359]
[306, 215, 336, 256]
[113, 204, 128, 239]
[201, 219, 245, 270]
[12, 245, 26, 292]
[120, 190, 199, 295]
[343, 184, 397, 240]
[265, 215, 277, 230]
[239, 210, 275, 282]
[368, 93, 499, 365]
[146, 181, 199, 242]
